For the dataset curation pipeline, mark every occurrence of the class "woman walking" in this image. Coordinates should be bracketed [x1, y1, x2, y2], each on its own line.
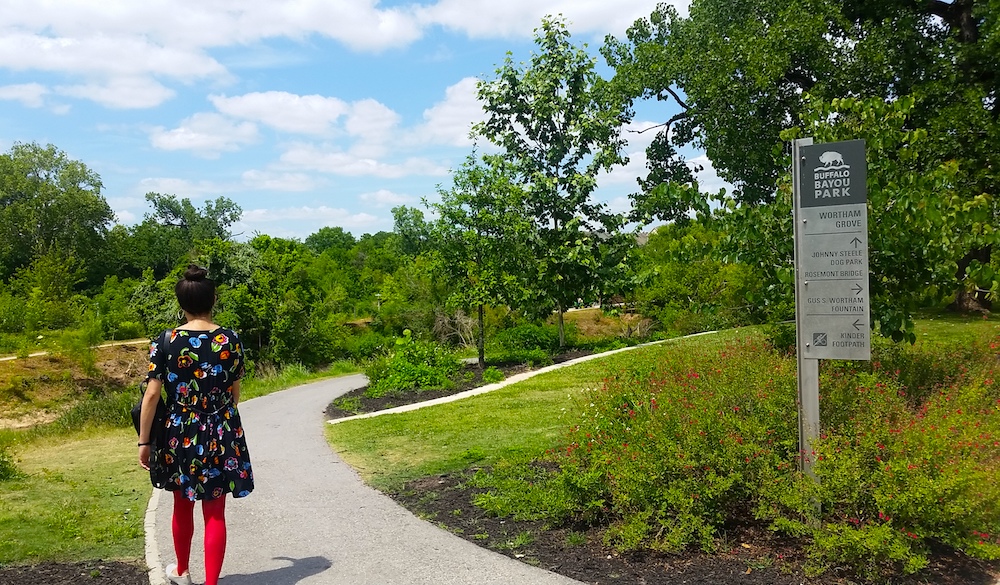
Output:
[138, 265, 254, 585]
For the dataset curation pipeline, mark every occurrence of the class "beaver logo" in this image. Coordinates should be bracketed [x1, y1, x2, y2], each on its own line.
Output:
[819, 151, 845, 167]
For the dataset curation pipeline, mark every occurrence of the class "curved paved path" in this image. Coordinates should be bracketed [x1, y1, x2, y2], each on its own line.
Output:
[149, 373, 584, 585]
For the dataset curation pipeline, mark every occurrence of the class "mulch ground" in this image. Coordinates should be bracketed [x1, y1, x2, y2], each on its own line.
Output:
[0, 561, 148, 585]
[391, 471, 1000, 585]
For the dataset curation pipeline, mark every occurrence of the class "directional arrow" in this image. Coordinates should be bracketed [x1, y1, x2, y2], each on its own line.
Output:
[853, 319, 865, 331]
[852, 283, 864, 296]
[851, 237, 862, 248]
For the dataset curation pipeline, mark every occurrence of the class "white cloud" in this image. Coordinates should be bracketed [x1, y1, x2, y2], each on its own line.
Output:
[211, 92, 349, 135]
[114, 209, 137, 224]
[607, 195, 633, 216]
[135, 177, 232, 197]
[344, 99, 401, 158]
[149, 113, 259, 157]
[0, 32, 226, 80]
[409, 77, 483, 147]
[359, 189, 415, 207]
[235, 205, 383, 238]
[57, 76, 176, 109]
[279, 144, 447, 178]
[0, 83, 48, 107]
[688, 154, 732, 196]
[241, 170, 319, 192]
[415, 0, 688, 39]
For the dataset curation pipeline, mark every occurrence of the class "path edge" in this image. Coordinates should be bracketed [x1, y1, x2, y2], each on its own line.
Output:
[328, 330, 719, 425]
[144, 487, 165, 585]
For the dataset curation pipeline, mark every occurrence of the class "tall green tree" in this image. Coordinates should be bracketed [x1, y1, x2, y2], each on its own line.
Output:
[606, 0, 1000, 323]
[0, 142, 113, 287]
[392, 206, 432, 258]
[475, 16, 629, 346]
[115, 193, 243, 279]
[305, 226, 356, 257]
[430, 154, 532, 367]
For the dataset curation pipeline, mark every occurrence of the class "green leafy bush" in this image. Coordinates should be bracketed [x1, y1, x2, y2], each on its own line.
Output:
[493, 324, 559, 353]
[342, 330, 391, 362]
[471, 331, 1000, 581]
[364, 330, 460, 398]
[0, 444, 20, 481]
[0, 291, 25, 333]
[482, 366, 505, 384]
[490, 323, 562, 364]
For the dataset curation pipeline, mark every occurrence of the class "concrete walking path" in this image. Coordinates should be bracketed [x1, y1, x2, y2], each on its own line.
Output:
[147, 373, 584, 585]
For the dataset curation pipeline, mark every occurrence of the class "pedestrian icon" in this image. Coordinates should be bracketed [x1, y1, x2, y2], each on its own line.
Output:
[813, 332, 828, 347]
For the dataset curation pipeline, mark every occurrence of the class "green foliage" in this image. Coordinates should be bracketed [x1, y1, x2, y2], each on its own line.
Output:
[0, 444, 20, 481]
[0, 142, 113, 288]
[492, 323, 560, 353]
[13, 249, 86, 331]
[0, 289, 25, 333]
[481, 366, 505, 384]
[470, 329, 1000, 580]
[787, 95, 1000, 340]
[489, 323, 562, 365]
[364, 330, 461, 398]
[634, 220, 773, 334]
[430, 153, 534, 365]
[376, 255, 449, 338]
[764, 322, 797, 356]
[305, 226, 356, 256]
[606, 0, 1000, 334]
[475, 16, 632, 346]
[340, 329, 391, 362]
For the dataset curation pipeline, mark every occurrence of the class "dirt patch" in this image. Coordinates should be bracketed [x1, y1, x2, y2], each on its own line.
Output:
[392, 471, 1000, 585]
[0, 560, 147, 585]
[0, 343, 148, 429]
[325, 349, 593, 420]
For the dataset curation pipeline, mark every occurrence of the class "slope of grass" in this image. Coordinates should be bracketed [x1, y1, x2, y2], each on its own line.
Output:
[325, 331, 734, 491]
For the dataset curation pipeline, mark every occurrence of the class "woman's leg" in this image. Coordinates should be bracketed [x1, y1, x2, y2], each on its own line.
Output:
[202, 495, 227, 585]
[171, 491, 195, 575]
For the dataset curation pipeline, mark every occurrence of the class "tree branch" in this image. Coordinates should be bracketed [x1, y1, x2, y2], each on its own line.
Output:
[657, 86, 691, 110]
[926, 0, 978, 43]
[629, 111, 689, 135]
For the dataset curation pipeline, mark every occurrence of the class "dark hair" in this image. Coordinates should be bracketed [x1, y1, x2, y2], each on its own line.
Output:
[175, 264, 216, 316]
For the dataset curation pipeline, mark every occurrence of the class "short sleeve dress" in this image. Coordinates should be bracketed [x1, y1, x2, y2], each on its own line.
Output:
[147, 327, 254, 501]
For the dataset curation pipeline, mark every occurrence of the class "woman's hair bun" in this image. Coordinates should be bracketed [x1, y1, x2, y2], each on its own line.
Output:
[183, 264, 208, 281]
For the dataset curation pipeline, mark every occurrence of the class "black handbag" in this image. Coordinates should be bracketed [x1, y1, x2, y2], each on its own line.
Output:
[131, 379, 169, 447]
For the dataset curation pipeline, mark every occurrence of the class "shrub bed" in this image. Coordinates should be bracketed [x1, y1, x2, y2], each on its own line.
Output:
[469, 331, 1000, 581]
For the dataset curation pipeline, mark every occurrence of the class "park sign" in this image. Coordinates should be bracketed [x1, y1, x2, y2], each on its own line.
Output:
[791, 137, 869, 480]
[793, 139, 871, 361]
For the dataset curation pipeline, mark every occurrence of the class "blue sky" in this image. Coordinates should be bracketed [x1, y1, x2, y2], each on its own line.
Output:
[0, 0, 726, 240]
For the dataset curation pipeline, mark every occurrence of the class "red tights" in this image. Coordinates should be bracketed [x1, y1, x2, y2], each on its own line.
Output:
[172, 491, 227, 585]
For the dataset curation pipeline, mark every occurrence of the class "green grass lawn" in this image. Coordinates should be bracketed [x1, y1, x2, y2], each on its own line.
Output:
[912, 309, 999, 343]
[325, 330, 736, 491]
[0, 428, 147, 564]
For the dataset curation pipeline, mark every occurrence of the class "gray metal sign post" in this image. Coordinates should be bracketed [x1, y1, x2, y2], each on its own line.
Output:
[793, 138, 870, 478]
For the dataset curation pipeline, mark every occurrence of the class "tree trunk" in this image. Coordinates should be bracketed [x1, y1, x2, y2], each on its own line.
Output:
[557, 304, 565, 348]
[949, 246, 993, 313]
[477, 303, 485, 369]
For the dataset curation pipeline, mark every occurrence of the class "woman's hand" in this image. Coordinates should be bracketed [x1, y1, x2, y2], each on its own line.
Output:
[139, 444, 152, 470]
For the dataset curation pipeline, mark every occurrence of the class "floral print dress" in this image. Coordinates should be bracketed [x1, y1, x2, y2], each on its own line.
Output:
[147, 328, 254, 501]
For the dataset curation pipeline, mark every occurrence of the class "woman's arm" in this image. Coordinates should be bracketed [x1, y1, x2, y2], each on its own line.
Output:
[138, 378, 163, 470]
[232, 379, 240, 408]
